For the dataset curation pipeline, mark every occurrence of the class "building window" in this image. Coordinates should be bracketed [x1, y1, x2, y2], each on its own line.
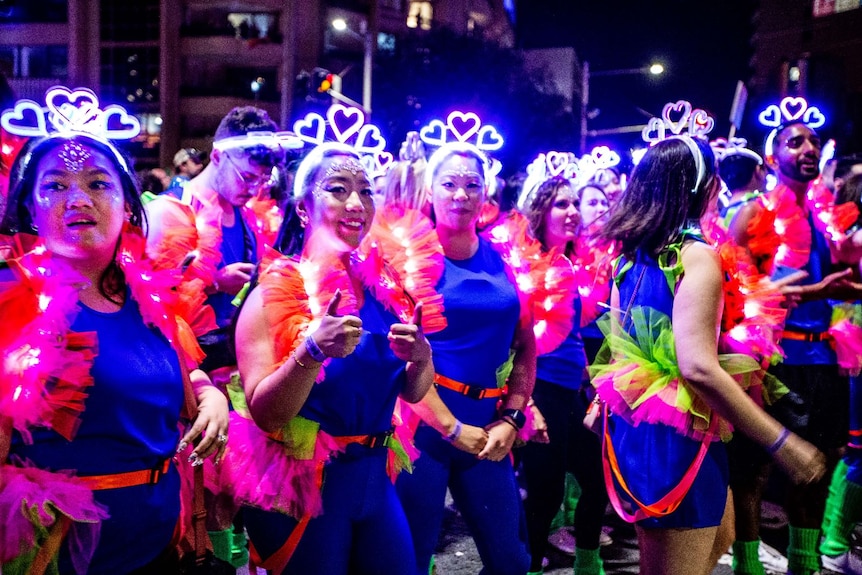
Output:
[0, 45, 68, 78]
[406, 1, 432, 30]
[100, 47, 160, 106]
[0, 0, 67, 23]
[100, 0, 159, 42]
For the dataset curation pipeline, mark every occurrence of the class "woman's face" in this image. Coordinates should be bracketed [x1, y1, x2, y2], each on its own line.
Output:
[301, 154, 375, 253]
[543, 186, 580, 249]
[30, 142, 128, 264]
[430, 153, 485, 232]
[579, 185, 610, 228]
[598, 170, 623, 204]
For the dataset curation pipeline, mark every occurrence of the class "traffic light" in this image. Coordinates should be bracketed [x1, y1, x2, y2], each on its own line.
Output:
[311, 68, 340, 96]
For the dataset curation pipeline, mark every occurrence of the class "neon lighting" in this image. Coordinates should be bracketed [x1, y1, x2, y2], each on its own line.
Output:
[588, 146, 621, 169]
[641, 100, 714, 144]
[758, 96, 826, 129]
[710, 137, 762, 164]
[1, 85, 141, 140]
[359, 150, 395, 179]
[292, 104, 387, 153]
[418, 111, 505, 152]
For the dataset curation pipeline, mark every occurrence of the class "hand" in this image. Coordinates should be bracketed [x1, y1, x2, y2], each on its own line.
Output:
[214, 262, 255, 295]
[452, 423, 488, 456]
[479, 419, 518, 461]
[311, 290, 363, 358]
[527, 403, 550, 444]
[179, 384, 230, 466]
[780, 268, 858, 303]
[772, 431, 826, 485]
[389, 303, 432, 363]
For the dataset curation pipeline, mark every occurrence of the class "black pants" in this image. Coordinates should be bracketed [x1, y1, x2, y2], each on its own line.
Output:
[519, 379, 608, 571]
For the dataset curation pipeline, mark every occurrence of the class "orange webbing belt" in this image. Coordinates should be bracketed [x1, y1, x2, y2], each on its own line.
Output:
[434, 373, 505, 399]
[248, 460, 326, 575]
[782, 329, 832, 342]
[76, 459, 172, 490]
[601, 404, 717, 523]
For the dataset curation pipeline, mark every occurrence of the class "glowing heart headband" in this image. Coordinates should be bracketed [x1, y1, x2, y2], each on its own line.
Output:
[641, 100, 715, 144]
[418, 111, 504, 152]
[212, 131, 303, 154]
[758, 96, 826, 130]
[359, 150, 395, 180]
[709, 137, 762, 165]
[292, 104, 387, 154]
[1, 85, 141, 140]
[517, 151, 579, 210]
[577, 146, 622, 184]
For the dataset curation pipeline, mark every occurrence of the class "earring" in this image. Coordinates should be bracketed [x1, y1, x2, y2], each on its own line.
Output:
[299, 216, 308, 228]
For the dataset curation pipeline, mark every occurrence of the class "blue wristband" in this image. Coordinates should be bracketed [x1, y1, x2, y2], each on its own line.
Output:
[443, 420, 462, 443]
[304, 334, 327, 362]
[767, 427, 791, 455]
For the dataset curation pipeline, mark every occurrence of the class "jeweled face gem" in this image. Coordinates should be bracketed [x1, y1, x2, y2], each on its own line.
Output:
[58, 141, 91, 172]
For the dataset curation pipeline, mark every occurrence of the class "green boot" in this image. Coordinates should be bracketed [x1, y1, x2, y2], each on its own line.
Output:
[573, 546, 605, 575]
[820, 459, 862, 559]
[731, 540, 766, 575]
[207, 528, 233, 565]
[786, 526, 820, 575]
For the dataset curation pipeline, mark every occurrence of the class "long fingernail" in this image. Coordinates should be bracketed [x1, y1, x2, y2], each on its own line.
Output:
[192, 457, 204, 467]
[188, 452, 199, 464]
[177, 441, 188, 454]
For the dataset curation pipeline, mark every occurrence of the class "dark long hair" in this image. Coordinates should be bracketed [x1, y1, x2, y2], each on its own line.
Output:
[1, 134, 146, 303]
[600, 137, 715, 258]
[523, 176, 577, 252]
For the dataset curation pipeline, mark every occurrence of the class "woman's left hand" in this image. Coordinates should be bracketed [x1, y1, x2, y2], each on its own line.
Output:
[389, 303, 432, 363]
[179, 383, 230, 466]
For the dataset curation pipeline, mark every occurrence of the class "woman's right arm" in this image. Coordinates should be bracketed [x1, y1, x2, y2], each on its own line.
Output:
[235, 286, 322, 432]
[674, 242, 825, 485]
[409, 385, 489, 455]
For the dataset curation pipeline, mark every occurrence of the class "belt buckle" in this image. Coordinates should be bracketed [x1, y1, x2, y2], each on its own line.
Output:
[465, 385, 485, 400]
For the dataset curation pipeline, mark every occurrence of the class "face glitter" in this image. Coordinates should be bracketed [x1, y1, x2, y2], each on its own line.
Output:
[58, 141, 91, 172]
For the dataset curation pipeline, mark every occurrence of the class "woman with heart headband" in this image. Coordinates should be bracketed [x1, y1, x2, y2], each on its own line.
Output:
[514, 173, 610, 575]
[224, 138, 436, 575]
[394, 132, 536, 575]
[589, 134, 826, 575]
[0, 88, 229, 574]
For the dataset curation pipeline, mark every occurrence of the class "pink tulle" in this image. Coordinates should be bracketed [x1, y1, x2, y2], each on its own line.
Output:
[829, 320, 862, 372]
[221, 413, 343, 518]
[0, 462, 107, 568]
[572, 235, 617, 328]
[244, 196, 283, 259]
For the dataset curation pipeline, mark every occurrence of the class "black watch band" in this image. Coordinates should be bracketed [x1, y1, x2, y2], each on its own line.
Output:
[502, 408, 526, 430]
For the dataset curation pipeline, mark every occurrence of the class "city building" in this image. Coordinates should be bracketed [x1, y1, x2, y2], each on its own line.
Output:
[0, 0, 513, 169]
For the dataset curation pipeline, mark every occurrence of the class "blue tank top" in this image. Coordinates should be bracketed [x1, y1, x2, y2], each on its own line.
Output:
[427, 238, 521, 426]
[11, 292, 184, 573]
[537, 298, 586, 389]
[299, 290, 407, 436]
[208, 207, 257, 328]
[778, 214, 836, 365]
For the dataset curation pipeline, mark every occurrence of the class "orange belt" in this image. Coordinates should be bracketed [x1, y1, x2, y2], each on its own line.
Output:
[782, 329, 831, 343]
[434, 373, 504, 400]
[332, 429, 394, 449]
[77, 459, 172, 490]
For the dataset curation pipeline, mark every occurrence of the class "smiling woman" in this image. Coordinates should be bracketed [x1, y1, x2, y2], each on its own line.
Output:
[0, 129, 229, 574]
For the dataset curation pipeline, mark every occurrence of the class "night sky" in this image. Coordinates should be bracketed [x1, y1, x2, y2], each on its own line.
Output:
[516, 0, 757, 152]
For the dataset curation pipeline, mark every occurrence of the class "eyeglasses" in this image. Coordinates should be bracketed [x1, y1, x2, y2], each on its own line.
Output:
[224, 154, 273, 190]
[243, 144, 286, 166]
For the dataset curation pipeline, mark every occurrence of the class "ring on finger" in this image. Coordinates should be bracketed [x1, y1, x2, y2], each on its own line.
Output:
[216, 433, 228, 444]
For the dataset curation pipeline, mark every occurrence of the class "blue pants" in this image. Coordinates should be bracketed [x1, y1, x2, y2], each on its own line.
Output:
[847, 376, 862, 484]
[396, 424, 531, 575]
[244, 447, 415, 575]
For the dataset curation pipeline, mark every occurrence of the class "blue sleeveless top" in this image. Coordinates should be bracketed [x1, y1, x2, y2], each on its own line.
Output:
[209, 207, 257, 328]
[427, 238, 521, 427]
[298, 290, 407, 437]
[537, 298, 586, 389]
[11, 293, 184, 574]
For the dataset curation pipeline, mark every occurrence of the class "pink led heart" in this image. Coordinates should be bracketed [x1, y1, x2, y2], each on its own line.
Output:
[642, 117, 665, 143]
[100, 105, 141, 139]
[356, 124, 386, 152]
[476, 126, 504, 151]
[294, 113, 326, 144]
[689, 109, 714, 136]
[758, 105, 782, 128]
[327, 105, 364, 144]
[590, 146, 620, 168]
[419, 120, 447, 147]
[45, 87, 100, 131]
[662, 100, 692, 135]
[802, 107, 826, 129]
[446, 111, 481, 143]
[0, 100, 48, 137]
[545, 151, 568, 176]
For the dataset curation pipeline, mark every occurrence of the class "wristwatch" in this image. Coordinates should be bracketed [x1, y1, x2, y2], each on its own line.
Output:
[501, 408, 526, 430]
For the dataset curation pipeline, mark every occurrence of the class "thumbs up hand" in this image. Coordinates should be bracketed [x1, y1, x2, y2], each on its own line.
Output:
[388, 302, 432, 363]
[310, 290, 364, 358]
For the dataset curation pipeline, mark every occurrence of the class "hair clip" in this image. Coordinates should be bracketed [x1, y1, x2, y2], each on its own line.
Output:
[418, 111, 504, 152]
[641, 100, 715, 144]
[359, 150, 395, 180]
[709, 137, 763, 164]
[758, 96, 826, 130]
[292, 104, 387, 154]
[1, 85, 141, 140]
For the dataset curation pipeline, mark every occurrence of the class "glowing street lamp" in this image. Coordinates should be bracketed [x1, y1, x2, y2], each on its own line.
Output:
[579, 61, 666, 153]
[330, 17, 373, 114]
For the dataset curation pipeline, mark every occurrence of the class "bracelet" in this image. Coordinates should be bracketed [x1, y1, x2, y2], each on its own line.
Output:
[304, 334, 327, 362]
[500, 416, 520, 432]
[291, 350, 317, 370]
[767, 427, 791, 455]
[443, 419, 462, 443]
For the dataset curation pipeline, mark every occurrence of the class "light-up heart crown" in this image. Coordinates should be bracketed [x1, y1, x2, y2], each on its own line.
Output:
[359, 150, 395, 180]
[709, 137, 762, 164]
[292, 104, 388, 154]
[758, 96, 826, 158]
[577, 146, 622, 185]
[641, 100, 715, 144]
[517, 151, 579, 210]
[418, 111, 505, 152]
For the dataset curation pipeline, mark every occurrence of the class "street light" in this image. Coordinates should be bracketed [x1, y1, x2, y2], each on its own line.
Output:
[579, 61, 666, 153]
[330, 17, 373, 114]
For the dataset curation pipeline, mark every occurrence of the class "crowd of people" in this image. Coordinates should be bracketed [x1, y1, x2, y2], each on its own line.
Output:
[0, 85, 861, 575]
